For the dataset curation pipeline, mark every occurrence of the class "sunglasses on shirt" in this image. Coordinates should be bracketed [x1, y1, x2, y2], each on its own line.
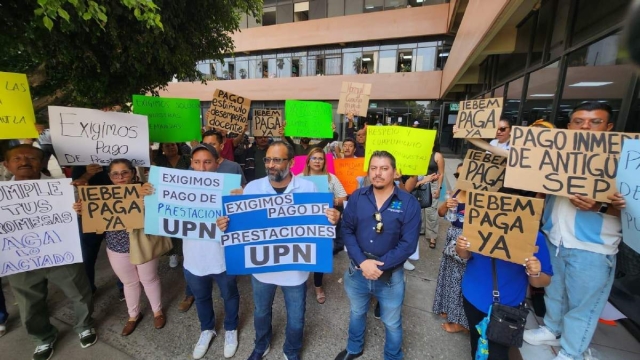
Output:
[373, 212, 383, 234]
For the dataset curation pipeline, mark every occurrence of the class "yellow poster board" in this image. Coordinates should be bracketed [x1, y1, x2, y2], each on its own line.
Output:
[364, 126, 437, 175]
[0, 72, 38, 139]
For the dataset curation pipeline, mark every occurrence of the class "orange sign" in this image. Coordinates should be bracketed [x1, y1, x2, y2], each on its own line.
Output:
[334, 158, 367, 195]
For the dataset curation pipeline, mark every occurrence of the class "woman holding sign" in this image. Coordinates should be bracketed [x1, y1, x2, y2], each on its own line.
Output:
[302, 147, 347, 304]
[73, 159, 166, 336]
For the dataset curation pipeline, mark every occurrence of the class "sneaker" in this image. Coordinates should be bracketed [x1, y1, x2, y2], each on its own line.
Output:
[523, 326, 560, 346]
[247, 345, 270, 360]
[0, 322, 6, 337]
[193, 330, 216, 359]
[374, 302, 381, 319]
[33, 338, 56, 360]
[224, 330, 238, 358]
[118, 288, 125, 302]
[552, 352, 573, 360]
[79, 328, 98, 348]
[169, 255, 179, 268]
[403, 261, 415, 271]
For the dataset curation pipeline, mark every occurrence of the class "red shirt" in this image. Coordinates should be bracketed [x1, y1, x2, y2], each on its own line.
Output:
[221, 138, 235, 161]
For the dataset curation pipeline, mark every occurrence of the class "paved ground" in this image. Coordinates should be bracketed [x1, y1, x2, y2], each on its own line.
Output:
[1, 154, 637, 360]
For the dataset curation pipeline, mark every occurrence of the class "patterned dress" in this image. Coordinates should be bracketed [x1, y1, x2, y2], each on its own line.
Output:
[432, 205, 469, 328]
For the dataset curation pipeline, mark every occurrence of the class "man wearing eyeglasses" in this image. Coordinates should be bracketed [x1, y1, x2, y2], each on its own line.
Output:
[3, 144, 97, 360]
[335, 150, 421, 360]
[523, 102, 623, 360]
[216, 141, 341, 360]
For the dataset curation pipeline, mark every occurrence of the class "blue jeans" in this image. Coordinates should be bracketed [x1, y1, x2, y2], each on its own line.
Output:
[251, 276, 306, 359]
[0, 278, 8, 324]
[183, 269, 239, 332]
[543, 239, 616, 360]
[344, 264, 405, 360]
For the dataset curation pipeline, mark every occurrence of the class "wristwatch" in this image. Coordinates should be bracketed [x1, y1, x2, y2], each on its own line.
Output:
[598, 203, 609, 214]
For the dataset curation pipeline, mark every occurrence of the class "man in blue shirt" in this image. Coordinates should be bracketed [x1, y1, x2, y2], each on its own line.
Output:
[335, 150, 421, 360]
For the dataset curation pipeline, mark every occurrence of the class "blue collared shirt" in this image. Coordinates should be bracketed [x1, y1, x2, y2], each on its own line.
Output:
[342, 185, 421, 270]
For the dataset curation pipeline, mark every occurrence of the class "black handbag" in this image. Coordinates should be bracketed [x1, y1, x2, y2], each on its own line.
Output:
[411, 183, 432, 208]
[486, 259, 529, 348]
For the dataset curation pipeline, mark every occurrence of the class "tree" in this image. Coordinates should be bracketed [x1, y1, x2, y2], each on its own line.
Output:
[0, 0, 262, 116]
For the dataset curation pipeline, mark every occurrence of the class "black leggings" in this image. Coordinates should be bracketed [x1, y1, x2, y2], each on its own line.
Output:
[462, 296, 510, 360]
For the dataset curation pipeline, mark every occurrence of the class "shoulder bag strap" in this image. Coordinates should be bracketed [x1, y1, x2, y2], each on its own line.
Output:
[491, 258, 501, 304]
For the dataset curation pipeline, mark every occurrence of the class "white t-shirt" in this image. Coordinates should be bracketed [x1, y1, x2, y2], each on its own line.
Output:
[489, 139, 510, 150]
[183, 239, 226, 276]
[243, 175, 318, 287]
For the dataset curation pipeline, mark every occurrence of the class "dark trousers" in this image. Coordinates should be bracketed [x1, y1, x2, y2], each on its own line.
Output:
[462, 296, 509, 360]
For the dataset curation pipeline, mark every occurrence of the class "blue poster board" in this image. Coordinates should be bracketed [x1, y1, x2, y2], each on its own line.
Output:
[221, 192, 335, 275]
[617, 140, 640, 254]
[298, 175, 330, 193]
[144, 166, 241, 240]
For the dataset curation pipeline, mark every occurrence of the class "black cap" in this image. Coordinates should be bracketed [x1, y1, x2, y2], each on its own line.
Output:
[191, 143, 219, 158]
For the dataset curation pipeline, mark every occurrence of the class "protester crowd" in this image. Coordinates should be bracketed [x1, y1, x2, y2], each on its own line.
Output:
[0, 101, 631, 360]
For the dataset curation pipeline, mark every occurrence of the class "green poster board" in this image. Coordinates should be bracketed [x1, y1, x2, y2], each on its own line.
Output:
[132, 95, 202, 142]
[284, 100, 333, 138]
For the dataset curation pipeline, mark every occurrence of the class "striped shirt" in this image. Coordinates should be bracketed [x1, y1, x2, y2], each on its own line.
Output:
[541, 195, 622, 255]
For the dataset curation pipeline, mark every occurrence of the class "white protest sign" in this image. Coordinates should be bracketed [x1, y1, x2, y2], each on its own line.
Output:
[48, 106, 151, 166]
[0, 179, 83, 276]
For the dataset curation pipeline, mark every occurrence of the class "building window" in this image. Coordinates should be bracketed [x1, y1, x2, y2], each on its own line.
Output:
[343, 49, 363, 75]
[263, 7, 277, 26]
[294, 2, 309, 21]
[364, 0, 384, 12]
[549, 0, 571, 60]
[327, 0, 344, 17]
[397, 50, 413, 72]
[378, 49, 397, 73]
[496, 14, 534, 83]
[504, 77, 524, 123]
[415, 47, 436, 71]
[571, 0, 628, 47]
[522, 61, 559, 125]
[362, 51, 377, 74]
[346, 0, 364, 15]
[385, 0, 407, 9]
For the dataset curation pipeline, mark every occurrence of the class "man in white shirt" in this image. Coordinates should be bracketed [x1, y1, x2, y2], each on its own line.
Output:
[217, 141, 340, 360]
[181, 144, 240, 359]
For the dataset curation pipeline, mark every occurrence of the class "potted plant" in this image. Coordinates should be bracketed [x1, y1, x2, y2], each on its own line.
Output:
[239, 68, 247, 79]
[277, 59, 285, 70]
[222, 70, 229, 79]
[353, 57, 362, 74]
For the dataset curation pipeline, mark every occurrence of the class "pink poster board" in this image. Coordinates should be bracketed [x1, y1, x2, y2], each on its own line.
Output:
[291, 153, 335, 175]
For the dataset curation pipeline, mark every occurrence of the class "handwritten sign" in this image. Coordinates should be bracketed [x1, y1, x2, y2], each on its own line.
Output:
[132, 95, 202, 142]
[291, 154, 336, 175]
[457, 149, 506, 192]
[334, 158, 367, 195]
[144, 166, 241, 240]
[504, 127, 640, 202]
[221, 193, 334, 275]
[463, 190, 544, 264]
[364, 126, 437, 175]
[337, 82, 372, 117]
[252, 109, 283, 137]
[453, 97, 503, 139]
[79, 185, 143, 233]
[48, 106, 151, 166]
[617, 140, 640, 254]
[0, 72, 38, 139]
[0, 180, 82, 276]
[206, 89, 251, 134]
[284, 100, 333, 138]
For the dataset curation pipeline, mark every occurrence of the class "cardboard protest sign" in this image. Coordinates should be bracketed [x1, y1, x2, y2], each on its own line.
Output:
[337, 82, 372, 117]
[0, 72, 38, 139]
[457, 149, 506, 191]
[79, 185, 144, 233]
[206, 89, 251, 134]
[291, 154, 336, 175]
[453, 97, 503, 139]
[298, 175, 330, 193]
[617, 140, 640, 254]
[284, 100, 333, 138]
[504, 126, 640, 202]
[132, 95, 202, 142]
[0, 179, 82, 276]
[462, 190, 544, 264]
[252, 109, 283, 137]
[144, 166, 241, 240]
[48, 106, 150, 166]
[221, 193, 335, 275]
[334, 158, 367, 195]
[364, 126, 437, 175]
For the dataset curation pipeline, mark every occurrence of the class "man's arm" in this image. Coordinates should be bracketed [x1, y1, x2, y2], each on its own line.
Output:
[377, 198, 421, 270]
[313, 132, 339, 152]
[342, 192, 367, 266]
[232, 125, 248, 147]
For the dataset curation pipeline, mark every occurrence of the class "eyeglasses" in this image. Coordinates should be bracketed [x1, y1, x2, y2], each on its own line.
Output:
[497, 127, 510, 132]
[453, 173, 459, 179]
[263, 157, 288, 165]
[109, 170, 132, 178]
[373, 212, 384, 234]
[309, 156, 324, 162]
[570, 118, 605, 127]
